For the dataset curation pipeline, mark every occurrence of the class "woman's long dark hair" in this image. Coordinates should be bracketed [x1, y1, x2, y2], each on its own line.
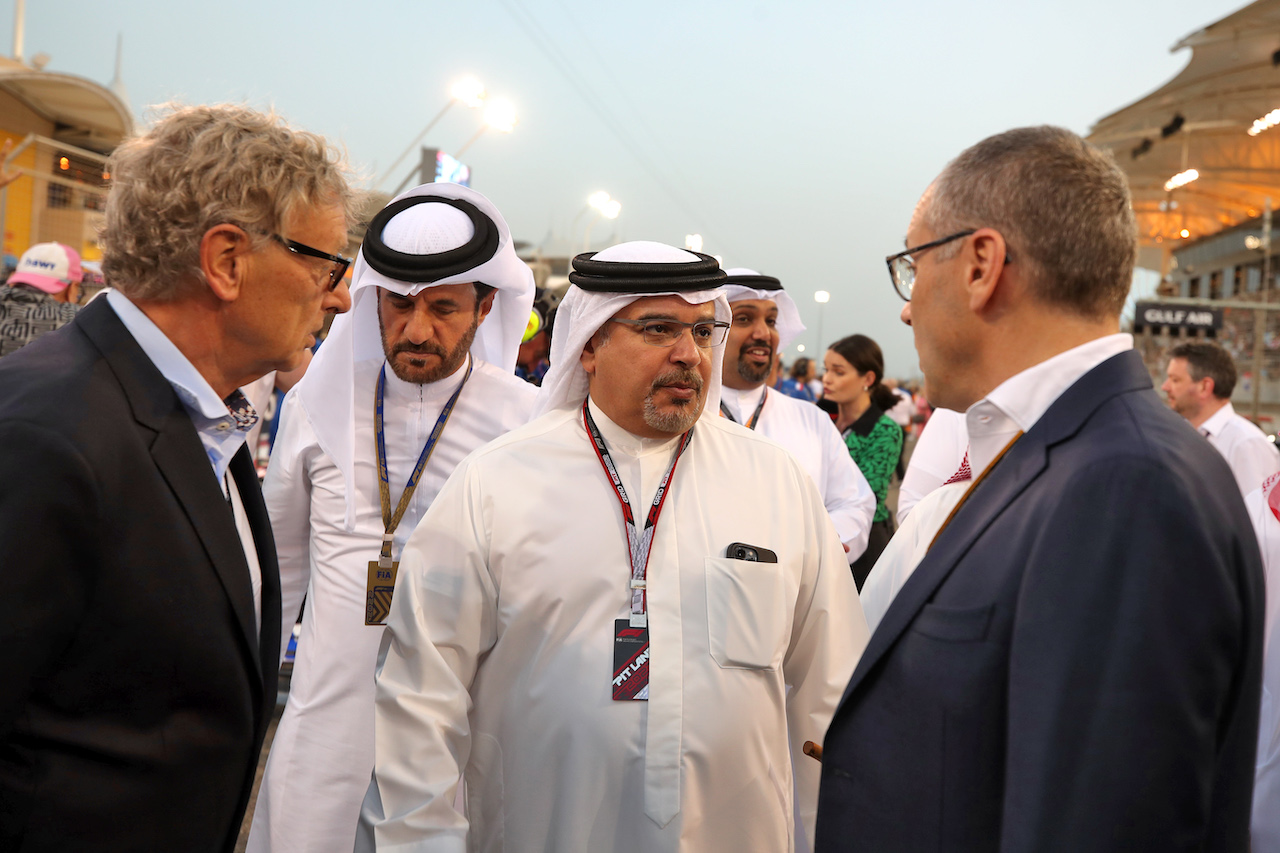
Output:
[828, 334, 898, 412]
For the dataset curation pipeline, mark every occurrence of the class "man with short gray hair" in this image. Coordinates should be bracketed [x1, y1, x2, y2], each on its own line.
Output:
[0, 103, 357, 852]
[1162, 339, 1280, 496]
[817, 126, 1264, 851]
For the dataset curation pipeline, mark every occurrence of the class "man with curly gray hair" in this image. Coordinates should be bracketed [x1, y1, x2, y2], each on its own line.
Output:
[0, 103, 356, 852]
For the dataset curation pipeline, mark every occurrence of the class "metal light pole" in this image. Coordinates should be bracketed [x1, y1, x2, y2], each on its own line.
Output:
[814, 290, 831, 353]
[1253, 197, 1272, 421]
[455, 98, 517, 157]
[376, 77, 486, 191]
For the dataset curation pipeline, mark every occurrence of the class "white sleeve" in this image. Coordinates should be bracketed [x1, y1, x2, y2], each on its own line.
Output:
[361, 461, 498, 853]
[815, 415, 875, 561]
[783, 470, 868, 845]
[862, 482, 967, 634]
[262, 389, 319, 665]
[897, 408, 967, 524]
[1228, 437, 1280, 498]
[1247, 487, 1280, 853]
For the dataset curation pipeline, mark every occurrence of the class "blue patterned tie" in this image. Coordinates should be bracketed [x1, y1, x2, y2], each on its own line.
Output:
[223, 389, 260, 432]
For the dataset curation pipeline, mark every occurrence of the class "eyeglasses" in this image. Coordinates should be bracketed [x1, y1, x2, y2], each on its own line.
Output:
[272, 234, 352, 291]
[609, 318, 730, 348]
[884, 230, 975, 302]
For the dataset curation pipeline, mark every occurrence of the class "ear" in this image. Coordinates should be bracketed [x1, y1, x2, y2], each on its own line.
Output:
[200, 224, 251, 303]
[963, 227, 1010, 314]
[580, 334, 599, 376]
[475, 289, 497, 324]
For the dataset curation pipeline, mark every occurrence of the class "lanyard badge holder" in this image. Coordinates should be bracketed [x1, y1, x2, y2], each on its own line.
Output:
[365, 359, 473, 626]
[583, 400, 692, 701]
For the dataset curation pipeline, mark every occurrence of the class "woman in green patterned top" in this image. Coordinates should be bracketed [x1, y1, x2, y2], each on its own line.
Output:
[823, 334, 904, 590]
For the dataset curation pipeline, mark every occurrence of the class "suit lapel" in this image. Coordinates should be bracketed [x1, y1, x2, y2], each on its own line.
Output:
[838, 350, 1156, 708]
[77, 300, 262, 664]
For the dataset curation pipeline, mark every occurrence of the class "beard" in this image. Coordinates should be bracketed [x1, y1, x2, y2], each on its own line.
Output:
[379, 310, 480, 385]
[734, 337, 774, 386]
[642, 367, 705, 434]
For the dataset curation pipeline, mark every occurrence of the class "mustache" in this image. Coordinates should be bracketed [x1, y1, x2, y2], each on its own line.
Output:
[651, 368, 704, 393]
[391, 341, 447, 359]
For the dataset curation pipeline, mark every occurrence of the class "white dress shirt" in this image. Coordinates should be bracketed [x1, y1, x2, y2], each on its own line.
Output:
[1200, 401, 1280, 498]
[967, 334, 1133, 477]
[1245, 478, 1280, 853]
[862, 334, 1134, 636]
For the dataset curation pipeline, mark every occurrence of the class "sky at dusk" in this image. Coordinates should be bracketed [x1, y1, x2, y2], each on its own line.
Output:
[2, 0, 1247, 375]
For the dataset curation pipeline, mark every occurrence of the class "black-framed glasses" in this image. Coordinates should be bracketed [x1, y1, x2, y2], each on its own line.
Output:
[272, 234, 352, 291]
[609, 318, 730, 348]
[885, 230, 975, 302]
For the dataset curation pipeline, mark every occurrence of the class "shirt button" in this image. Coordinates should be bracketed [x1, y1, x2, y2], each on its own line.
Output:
[216, 423, 231, 431]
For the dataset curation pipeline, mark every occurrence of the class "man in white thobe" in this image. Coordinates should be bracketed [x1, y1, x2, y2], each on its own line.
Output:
[247, 184, 536, 853]
[718, 269, 874, 561]
[895, 406, 969, 523]
[359, 241, 867, 852]
[1162, 339, 1280, 496]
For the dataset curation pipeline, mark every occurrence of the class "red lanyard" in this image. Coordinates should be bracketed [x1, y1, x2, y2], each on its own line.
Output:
[583, 400, 693, 627]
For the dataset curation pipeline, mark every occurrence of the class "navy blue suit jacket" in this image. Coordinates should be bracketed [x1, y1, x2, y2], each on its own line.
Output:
[815, 350, 1264, 852]
[0, 299, 281, 852]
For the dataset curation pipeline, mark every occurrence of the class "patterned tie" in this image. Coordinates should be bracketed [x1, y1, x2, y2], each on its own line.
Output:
[223, 389, 260, 432]
[942, 448, 973, 485]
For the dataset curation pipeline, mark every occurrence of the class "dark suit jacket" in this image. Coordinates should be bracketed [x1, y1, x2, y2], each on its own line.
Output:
[0, 299, 282, 852]
[815, 350, 1264, 852]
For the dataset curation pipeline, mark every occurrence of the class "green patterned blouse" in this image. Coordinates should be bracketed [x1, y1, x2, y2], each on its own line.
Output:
[842, 405, 904, 524]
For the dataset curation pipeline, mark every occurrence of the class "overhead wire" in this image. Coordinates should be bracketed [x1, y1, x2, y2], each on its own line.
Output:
[497, 0, 737, 257]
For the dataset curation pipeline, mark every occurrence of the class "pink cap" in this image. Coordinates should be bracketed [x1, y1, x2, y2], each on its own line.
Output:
[9, 242, 83, 294]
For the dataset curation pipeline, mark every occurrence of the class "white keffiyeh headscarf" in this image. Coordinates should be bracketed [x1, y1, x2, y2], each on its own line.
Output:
[290, 182, 534, 530]
[532, 241, 730, 421]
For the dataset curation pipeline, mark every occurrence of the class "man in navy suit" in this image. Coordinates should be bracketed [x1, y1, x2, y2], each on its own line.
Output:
[815, 126, 1265, 851]
[0, 105, 356, 852]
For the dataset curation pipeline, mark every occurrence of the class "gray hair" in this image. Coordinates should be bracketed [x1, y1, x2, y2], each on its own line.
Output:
[925, 125, 1137, 319]
[100, 103, 359, 301]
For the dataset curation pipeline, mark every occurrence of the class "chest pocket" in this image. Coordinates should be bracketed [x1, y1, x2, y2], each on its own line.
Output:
[705, 556, 788, 670]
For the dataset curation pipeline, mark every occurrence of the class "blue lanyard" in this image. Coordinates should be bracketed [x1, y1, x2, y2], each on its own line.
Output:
[375, 357, 473, 567]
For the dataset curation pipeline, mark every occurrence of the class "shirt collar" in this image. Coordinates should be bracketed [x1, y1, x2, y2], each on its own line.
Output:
[966, 333, 1132, 474]
[1198, 400, 1234, 437]
[381, 353, 471, 406]
[719, 384, 766, 422]
[106, 289, 257, 481]
[106, 289, 236, 420]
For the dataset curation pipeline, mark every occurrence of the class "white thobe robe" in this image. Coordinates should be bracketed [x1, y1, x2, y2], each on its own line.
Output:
[1246, 482, 1280, 853]
[720, 384, 875, 560]
[860, 481, 966, 635]
[246, 356, 536, 853]
[361, 400, 867, 852]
